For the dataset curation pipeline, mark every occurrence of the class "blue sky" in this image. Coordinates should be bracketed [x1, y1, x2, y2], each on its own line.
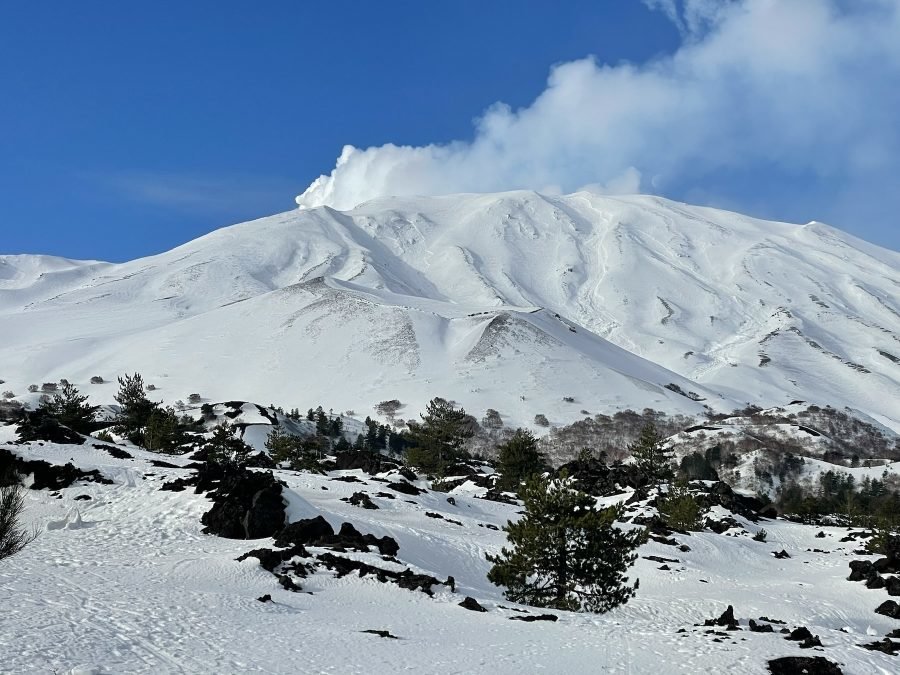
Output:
[2, 1, 898, 260]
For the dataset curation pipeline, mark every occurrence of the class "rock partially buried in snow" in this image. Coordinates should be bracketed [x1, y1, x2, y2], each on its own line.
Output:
[767, 656, 843, 675]
[510, 614, 558, 622]
[458, 596, 488, 612]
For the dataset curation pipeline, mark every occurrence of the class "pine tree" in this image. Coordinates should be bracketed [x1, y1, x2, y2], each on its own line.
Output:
[487, 473, 644, 613]
[628, 423, 673, 484]
[205, 423, 252, 469]
[405, 397, 474, 477]
[495, 429, 546, 492]
[658, 479, 707, 531]
[144, 407, 178, 453]
[38, 382, 99, 434]
[114, 373, 159, 444]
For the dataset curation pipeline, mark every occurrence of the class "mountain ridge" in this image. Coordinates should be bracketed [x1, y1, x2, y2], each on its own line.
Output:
[1, 191, 898, 431]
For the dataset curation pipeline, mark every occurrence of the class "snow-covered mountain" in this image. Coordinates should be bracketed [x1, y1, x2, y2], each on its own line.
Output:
[2, 192, 898, 430]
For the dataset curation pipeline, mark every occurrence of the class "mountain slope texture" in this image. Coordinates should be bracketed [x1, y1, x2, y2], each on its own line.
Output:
[1, 192, 898, 429]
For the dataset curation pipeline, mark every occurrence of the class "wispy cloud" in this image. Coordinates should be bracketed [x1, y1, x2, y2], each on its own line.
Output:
[89, 170, 297, 217]
[295, 0, 900, 247]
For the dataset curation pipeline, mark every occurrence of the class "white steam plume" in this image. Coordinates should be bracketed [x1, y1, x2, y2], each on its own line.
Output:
[296, 0, 900, 242]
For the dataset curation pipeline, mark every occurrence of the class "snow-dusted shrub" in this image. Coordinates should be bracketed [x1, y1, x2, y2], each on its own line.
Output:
[534, 414, 550, 427]
[41, 382, 58, 392]
[188, 393, 202, 404]
[90, 376, 104, 384]
[146, 384, 157, 391]
[27, 384, 38, 393]
[2, 391, 14, 399]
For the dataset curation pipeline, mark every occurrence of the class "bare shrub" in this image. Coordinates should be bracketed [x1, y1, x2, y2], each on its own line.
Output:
[375, 399, 403, 419]
[482, 408, 503, 429]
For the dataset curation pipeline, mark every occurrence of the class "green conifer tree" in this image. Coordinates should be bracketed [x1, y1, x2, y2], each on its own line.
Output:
[495, 428, 546, 492]
[38, 382, 99, 434]
[405, 397, 474, 477]
[486, 473, 645, 613]
[628, 423, 673, 484]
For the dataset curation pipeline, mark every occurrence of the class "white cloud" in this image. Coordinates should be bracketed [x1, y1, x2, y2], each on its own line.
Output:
[93, 171, 297, 216]
[295, 0, 900, 245]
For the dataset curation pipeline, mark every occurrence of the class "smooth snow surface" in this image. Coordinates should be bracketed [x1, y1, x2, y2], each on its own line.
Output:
[1, 192, 899, 428]
[2, 431, 898, 674]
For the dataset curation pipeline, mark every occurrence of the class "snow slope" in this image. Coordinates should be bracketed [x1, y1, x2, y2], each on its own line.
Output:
[1, 192, 898, 429]
[2, 426, 899, 674]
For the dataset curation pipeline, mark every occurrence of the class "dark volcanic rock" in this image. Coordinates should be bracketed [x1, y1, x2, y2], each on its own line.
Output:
[387, 480, 424, 495]
[704, 605, 737, 628]
[1, 448, 112, 490]
[346, 491, 379, 509]
[237, 546, 309, 572]
[706, 515, 743, 534]
[848, 559, 875, 582]
[862, 638, 900, 655]
[748, 619, 774, 633]
[772, 550, 791, 559]
[334, 450, 397, 474]
[885, 576, 900, 597]
[876, 600, 900, 619]
[459, 596, 488, 612]
[866, 575, 886, 590]
[274, 516, 335, 548]
[787, 626, 823, 648]
[257, 594, 272, 603]
[316, 552, 444, 595]
[787, 627, 814, 642]
[700, 481, 774, 521]
[398, 467, 417, 482]
[362, 629, 399, 639]
[510, 614, 558, 622]
[768, 656, 842, 675]
[92, 443, 133, 459]
[200, 468, 286, 539]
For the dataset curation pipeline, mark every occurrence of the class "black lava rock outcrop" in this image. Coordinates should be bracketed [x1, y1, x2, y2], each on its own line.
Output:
[459, 596, 488, 612]
[509, 614, 558, 622]
[767, 656, 842, 675]
[387, 480, 425, 496]
[876, 600, 900, 619]
[1, 448, 112, 490]
[200, 468, 287, 539]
